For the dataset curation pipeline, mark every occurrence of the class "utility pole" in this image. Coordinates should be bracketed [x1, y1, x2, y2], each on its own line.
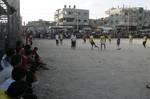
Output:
[57, 9, 61, 26]
[128, 10, 130, 34]
[76, 10, 79, 32]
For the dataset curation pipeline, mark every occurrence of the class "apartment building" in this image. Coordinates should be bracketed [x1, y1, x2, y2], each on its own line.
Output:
[54, 5, 89, 31]
[105, 7, 150, 31]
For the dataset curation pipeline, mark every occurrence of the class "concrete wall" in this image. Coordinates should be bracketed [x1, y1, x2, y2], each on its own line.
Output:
[6, 0, 21, 48]
[0, 0, 21, 49]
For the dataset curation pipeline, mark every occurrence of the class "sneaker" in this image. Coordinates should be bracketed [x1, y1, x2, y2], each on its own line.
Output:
[146, 84, 150, 89]
[41, 66, 49, 70]
[117, 48, 121, 50]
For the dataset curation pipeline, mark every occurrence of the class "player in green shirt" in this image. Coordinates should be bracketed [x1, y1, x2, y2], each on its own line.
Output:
[100, 34, 106, 51]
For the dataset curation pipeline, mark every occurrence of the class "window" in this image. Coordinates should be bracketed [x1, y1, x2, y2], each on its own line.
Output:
[116, 20, 118, 24]
[66, 18, 74, 22]
[69, 12, 72, 15]
[139, 17, 142, 20]
[84, 20, 87, 22]
[125, 12, 128, 15]
[63, 19, 66, 22]
[64, 11, 67, 15]
[116, 14, 119, 16]
[110, 21, 113, 24]
[144, 22, 147, 25]
[124, 19, 127, 23]
[84, 13, 87, 16]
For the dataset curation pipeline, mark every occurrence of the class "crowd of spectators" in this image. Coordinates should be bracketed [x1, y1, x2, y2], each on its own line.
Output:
[0, 41, 48, 99]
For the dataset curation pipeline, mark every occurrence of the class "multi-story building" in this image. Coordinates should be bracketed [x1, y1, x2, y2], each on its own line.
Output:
[105, 7, 150, 32]
[89, 18, 107, 29]
[26, 19, 52, 36]
[54, 5, 89, 31]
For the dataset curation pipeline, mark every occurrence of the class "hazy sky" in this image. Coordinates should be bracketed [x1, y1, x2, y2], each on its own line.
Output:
[20, 0, 150, 23]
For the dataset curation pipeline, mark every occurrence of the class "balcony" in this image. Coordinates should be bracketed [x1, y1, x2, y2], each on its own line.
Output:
[118, 22, 137, 26]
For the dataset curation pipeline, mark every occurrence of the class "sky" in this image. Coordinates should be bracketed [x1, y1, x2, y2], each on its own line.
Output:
[20, 0, 150, 23]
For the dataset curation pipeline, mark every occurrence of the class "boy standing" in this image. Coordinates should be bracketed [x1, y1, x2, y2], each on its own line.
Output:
[143, 35, 148, 48]
[100, 34, 106, 51]
[55, 34, 59, 46]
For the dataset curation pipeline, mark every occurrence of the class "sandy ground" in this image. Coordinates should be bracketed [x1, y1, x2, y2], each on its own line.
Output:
[34, 38, 150, 99]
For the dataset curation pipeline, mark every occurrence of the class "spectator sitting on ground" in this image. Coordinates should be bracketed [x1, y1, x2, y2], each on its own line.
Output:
[11, 67, 37, 98]
[32, 47, 49, 70]
[0, 67, 27, 91]
[11, 54, 22, 68]
[15, 41, 24, 54]
[11, 67, 27, 81]
[0, 67, 37, 99]
[0, 49, 15, 91]
[19, 49, 30, 70]
[7, 81, 37, 99]
[11, 54, 38, 88]
[32, 47, 46, 65]
[5, 48, 15, 63]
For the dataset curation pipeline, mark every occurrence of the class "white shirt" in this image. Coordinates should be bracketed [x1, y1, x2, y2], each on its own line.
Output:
[55, 35, 59, 40]
[0, 55, 13, 85]
[71, 35, 76, 42]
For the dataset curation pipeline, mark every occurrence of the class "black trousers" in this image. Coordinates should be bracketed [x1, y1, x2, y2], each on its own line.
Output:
[71, 41, 76, 48]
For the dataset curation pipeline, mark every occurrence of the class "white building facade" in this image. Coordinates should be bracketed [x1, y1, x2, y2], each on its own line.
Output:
[105, 7, 150, 31]
[54, 5, 89, 31]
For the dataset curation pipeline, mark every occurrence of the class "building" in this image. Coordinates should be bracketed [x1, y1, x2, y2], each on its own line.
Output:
[54, 5, 89, 31]
[105, 7, 150, 33]
[89, 18, 107, 30]
[26, 19, 53, 38]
